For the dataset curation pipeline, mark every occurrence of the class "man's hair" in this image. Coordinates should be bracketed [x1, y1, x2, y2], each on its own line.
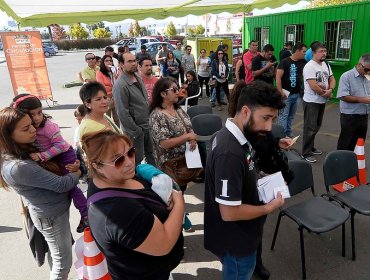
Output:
[311, 42, 326, 52]
[222, 44, 228, 49]
[284, 42, 293, 47]
[118, 54, 124, 64]
[359, 53, 370, 65]
[248, 40, 258, 46]
[141, 45, 147, 50]
[262, 44, 274, 52]
[236, 80, 285, 113]
[310, 40, 320, 48]
[185, 45, 191, 50]
[139, 57, 152, 66]
[161, 43, 167, 46]
[85, 52, 95, 61]
[117, 46, 125, 53]
[293, 42, 307, 53]
[105, 46, 114, 53]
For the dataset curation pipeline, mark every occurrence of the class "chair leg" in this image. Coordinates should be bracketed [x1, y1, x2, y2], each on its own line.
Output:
[350, 211, 356, 261]
[299, 228, 306, 279]
[270, 212, 283, 250]
[341, 223, 346, 257]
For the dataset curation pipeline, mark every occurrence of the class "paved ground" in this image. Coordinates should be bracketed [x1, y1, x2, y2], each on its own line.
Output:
[0, 52, 369, 279]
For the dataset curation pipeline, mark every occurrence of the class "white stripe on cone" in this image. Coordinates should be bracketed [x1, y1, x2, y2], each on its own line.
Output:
[84, 260, 110, 280]
[84, 241, 102, 257]
[354, 145, 365, 155]
[358, 159, 365, 169]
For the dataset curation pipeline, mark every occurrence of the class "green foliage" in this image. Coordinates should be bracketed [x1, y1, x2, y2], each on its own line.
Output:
[226, 19, 232, 33]
[308, 0, 362, 8]
[187, 27, 195, 36]
[165, 21, 177, 37]
[93, 28, 111, 38]
[69, 23, 89, 39]
[133, 21, 141, 37]
[140, 26, 149, 36]
[194, 24, 205, 35]
[128, 23, 134, 37]
[54, 38, 116, 50]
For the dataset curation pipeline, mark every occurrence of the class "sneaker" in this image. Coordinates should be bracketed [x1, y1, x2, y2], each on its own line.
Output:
[221, 101, 228, 106]
[303, 155, 317, 163]
[311, 148, 322, 155]
[211, 103, 216, 108]
[76, 216, 89, 233]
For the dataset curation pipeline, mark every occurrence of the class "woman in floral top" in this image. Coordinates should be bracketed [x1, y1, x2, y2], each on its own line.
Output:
[149, 77, 198, 231]
[149, 77, 197, 180]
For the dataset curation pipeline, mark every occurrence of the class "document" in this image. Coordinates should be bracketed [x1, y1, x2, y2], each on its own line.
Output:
[282, 89, 290, 98]
[185, 142, 203, 168]
[257, 171, 290, 203]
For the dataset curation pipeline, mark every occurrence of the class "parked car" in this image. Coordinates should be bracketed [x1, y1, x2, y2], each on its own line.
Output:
[43, 45, 56, 57]
[0, 42, 3, 51]
[109, 38, 131, 53]
[138, 42, 175, 64]
[42, 42, 58, 53]
[127, 37, 160, 54]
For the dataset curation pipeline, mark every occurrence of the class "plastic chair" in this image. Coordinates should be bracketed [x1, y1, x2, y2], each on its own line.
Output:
[323, 150, 370, 261]
[180, 88, 202, 112]
[191, 114, 223, 142]
[271, 160, 350, 279]
[187, 105, 213, 120]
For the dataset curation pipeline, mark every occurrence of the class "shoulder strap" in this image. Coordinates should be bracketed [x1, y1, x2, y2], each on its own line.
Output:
[324, 60, 332, 76]
[87, 189, 165, 208]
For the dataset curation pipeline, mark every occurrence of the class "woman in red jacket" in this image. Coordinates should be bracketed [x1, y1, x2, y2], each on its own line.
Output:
[96, 55, 119, 125]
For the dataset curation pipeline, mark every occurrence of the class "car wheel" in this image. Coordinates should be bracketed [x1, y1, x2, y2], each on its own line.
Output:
[44, 51, 50, 57]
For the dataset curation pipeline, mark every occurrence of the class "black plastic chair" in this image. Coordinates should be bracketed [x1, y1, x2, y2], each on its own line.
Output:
[187, 105, 213, 120]
[323, 150, 370, 261]
[271, 160, 350, 279]
[191, 114, 223, 141]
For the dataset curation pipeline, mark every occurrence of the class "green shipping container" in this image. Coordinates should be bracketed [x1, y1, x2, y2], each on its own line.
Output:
[243, 1, 370, 97]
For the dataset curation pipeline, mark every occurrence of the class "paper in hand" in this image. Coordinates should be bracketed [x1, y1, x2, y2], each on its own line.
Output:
[282, 89, 290, 98]
[185, 142, 202, 168]
[257, 172, 290, 203]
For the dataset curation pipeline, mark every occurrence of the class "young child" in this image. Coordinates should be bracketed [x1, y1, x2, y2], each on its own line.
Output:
[12, 94, 88, 233]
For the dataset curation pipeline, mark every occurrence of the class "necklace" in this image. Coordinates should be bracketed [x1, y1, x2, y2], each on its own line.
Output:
[162, 105, 176, 117]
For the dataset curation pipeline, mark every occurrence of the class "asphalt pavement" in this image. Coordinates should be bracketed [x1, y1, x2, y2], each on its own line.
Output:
[0, 52, 369, 279]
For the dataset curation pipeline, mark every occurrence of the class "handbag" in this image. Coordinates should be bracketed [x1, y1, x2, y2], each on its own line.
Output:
[208, 78, 217, 88]
[162, 110, 203, 186]
[163, 155, 203, 186]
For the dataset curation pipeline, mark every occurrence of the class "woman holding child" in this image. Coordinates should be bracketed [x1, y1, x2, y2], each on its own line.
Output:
[82, 130, 184, 280]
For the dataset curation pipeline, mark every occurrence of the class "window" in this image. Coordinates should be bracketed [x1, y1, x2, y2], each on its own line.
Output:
[284, 24, 304, 45]
[254, 27, 269, 51]
[324, 21, 353, 61]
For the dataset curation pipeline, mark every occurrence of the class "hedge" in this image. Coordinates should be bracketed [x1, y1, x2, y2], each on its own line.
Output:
[54, 38, 117, 51]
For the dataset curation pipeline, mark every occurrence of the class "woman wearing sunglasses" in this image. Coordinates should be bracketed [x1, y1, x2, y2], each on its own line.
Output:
[0, 107, 82, 279]
[96, 54, 119, 125]
[211, 50, 230, 111]
[81, 130, 185, 280]
[78, 81, 121, 143]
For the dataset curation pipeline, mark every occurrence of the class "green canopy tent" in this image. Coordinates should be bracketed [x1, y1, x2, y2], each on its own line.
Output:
[0, 0, 305, 27]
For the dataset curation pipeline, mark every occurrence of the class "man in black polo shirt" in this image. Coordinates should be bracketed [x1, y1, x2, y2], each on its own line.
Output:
[204, 81, 285, 280]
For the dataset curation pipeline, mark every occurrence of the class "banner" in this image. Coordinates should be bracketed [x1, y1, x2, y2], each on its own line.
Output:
[0, 31, 53, 100]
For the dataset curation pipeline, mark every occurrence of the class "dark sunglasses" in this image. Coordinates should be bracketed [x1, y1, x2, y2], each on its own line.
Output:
[360, 63, 370, 73]
[99, 147, 135, 168]
[86, 57, 96, 60]
[218, 52, 224, 55]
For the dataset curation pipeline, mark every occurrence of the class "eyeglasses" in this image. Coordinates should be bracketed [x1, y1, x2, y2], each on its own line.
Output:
[360, 63, 370, 73]
[165, 87, 179, 93]
[86, 57, 96, 60]
[99, 147, 135, 168]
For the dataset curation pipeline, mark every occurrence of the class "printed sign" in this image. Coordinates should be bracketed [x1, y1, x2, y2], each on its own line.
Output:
[0, 31, 53, 100]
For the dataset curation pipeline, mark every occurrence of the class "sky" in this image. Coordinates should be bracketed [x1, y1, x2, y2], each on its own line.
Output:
[0, 1, 309, 30]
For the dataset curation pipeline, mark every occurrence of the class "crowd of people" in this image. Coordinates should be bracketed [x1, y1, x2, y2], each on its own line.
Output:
[0, 37, 369, 280]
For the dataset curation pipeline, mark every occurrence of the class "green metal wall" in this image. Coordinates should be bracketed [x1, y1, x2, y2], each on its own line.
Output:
[243, 1, 370, 96]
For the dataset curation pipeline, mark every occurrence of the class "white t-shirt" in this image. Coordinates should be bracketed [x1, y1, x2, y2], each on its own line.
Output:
[198, 57, 210, 77]
[303, 60, 332, 104]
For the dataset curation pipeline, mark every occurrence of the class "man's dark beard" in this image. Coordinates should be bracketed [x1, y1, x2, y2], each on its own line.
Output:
[242, 116, 267, 146]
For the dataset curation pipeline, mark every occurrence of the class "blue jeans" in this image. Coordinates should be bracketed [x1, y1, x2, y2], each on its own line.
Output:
[210, 88, 226, 104]
[278, 93, 301, 137]
[31, 210, 72, 280]
[220, 251, 257, 280]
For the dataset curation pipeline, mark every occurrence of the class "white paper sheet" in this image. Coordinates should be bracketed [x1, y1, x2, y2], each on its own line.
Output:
[185, 142, 203, 168]
[282, 89, 290, 98]
[257, 171, 290, 203]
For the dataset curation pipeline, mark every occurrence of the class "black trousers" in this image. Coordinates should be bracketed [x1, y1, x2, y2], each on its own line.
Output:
[198, 75, 210, 97]
[302, 101, 326, 157]
[215, 80, 230, 104]
[337, 113, 368, 151]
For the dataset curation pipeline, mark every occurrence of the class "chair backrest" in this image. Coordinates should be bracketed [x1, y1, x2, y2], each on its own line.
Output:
[191, 114, 223, 136]
[183, 87, 202, 112]
[323, 150, 359, 189]
[187, 105, 213, 119]
[272, 123, 285, 139]
[288, 160, 315, 196]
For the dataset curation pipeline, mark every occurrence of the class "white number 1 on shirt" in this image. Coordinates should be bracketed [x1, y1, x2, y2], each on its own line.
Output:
[220, 180, 229, 197]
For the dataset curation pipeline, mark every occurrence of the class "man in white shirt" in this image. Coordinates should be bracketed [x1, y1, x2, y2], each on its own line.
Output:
[302, 42, 336, 163]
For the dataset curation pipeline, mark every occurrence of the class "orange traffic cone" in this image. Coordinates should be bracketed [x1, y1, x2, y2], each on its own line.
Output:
[333, 138, 366, 192]
[83, 227, 112, 280]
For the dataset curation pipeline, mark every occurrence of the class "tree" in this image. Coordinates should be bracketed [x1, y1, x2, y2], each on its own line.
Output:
[165, 21, 177, 37]
[69, 23, 89, 39]
[194, 24, 205, 36]
[187, 27, 195, 36]
[140, 26, 149, 36]
[308, 0, 361, 8]
[51, 24, 67, 41]
[128, 23, 134, 37]
[133, 21, 141, 37]
[93, 27, 111, 38]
